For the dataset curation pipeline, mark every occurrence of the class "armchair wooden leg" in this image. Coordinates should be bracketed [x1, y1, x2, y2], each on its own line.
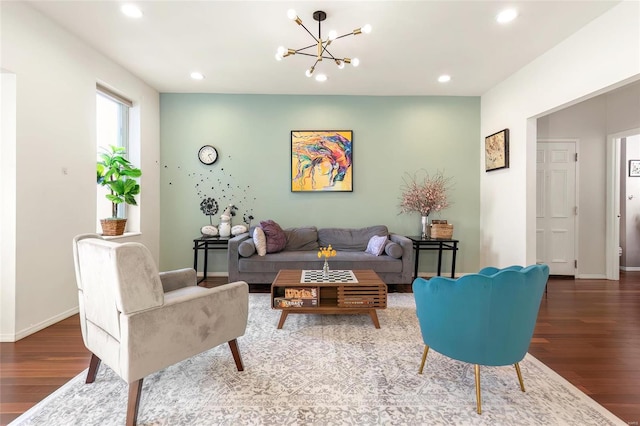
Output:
[418, 345, 430, 374]
[228, 339, 244, 371]
[474, 364, 482, 414]
[85, 354, 101, 384]
[126, 378, 143, 426]
[514, 362, 526, 392]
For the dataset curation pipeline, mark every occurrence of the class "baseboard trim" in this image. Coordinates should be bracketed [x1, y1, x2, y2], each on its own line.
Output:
[196, 272, 228, 277]
[0, 333, 16, 342]
[10, 306, 79, 342]
[620, 266, 640, 272]
[575, 274, 607, 279]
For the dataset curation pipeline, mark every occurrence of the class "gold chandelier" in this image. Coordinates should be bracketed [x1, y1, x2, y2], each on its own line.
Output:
[275, 9, 372, 82]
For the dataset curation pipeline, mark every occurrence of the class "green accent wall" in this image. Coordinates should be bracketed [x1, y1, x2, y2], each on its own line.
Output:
[160, 94, 480, 277]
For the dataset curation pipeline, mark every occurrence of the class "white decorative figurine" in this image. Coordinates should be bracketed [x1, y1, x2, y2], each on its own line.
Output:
[218, 204, 236, 238]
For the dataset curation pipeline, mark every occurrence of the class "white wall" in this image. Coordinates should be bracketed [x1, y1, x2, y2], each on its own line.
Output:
[1, 72, 17, 339]
[0, 2, 161, 341]
[537, 82, 640, 276]
[480, 1, 640, 268]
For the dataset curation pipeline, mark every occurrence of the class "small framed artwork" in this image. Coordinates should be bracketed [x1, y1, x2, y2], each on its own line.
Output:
[629, 160, 640, 177]
[485, 128, 509, 172]
[291, 130, 353, 192]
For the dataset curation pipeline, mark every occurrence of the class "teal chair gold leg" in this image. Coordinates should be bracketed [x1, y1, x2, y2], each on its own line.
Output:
[475, 364, 482, 414]
[418, 345, 429, 374]
[515, 362, 525, 392]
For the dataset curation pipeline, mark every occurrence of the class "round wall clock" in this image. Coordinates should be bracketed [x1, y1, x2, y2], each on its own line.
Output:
[198, 145, 218, 165]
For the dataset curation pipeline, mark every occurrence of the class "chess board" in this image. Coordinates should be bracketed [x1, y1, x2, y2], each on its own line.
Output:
[301, 270, 359, 283]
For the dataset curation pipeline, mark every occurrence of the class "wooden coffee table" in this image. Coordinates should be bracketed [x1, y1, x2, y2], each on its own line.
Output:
[271, 269, 387, 329]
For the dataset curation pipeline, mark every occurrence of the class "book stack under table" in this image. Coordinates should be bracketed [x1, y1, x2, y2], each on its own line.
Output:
[270, 269, 387, 329]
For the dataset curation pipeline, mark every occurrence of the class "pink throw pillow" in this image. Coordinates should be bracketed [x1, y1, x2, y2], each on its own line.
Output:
[260, 220, 287, 253]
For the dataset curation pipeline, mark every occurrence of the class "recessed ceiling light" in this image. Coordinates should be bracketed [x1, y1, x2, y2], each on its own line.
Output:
[190, 72, 205, 80]
[438, 75, 451, 83]
[496, 8, 518, 24]
[121, 4, 143, 19]
[315, 74, 327, 82]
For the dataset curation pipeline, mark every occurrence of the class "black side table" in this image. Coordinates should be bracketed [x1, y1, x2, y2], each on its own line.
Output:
[406, 236, 459, 279]
[193, 236, 230, 284]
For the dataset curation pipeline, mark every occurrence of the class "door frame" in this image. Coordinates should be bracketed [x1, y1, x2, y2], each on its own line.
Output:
[606, 127, 640, 280]
[537, 139, 579, 276]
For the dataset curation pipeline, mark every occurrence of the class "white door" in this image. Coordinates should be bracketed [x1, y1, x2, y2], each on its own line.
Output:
[536, 141, 577, 275]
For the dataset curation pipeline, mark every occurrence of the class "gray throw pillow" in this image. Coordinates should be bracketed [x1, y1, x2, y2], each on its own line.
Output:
[384, 241, 403, 258]
[284, 227, 319, 251]
[238, 240, 256, 257]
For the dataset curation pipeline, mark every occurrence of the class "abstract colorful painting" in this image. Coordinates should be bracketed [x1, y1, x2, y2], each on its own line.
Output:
[291, 130, 353, 192]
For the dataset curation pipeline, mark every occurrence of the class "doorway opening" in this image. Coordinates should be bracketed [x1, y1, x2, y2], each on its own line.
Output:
[607, 129, 640, 280]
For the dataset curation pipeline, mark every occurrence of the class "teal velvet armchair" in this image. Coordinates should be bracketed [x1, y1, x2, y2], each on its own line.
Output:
[412, 264, 549, 414]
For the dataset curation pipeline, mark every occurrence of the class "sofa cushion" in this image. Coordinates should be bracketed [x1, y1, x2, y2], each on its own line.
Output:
[384, 241, 403, 259]
[365, 235, 388, 256]
[284, 227, 319, 251]
[253, 227, 267, 256]
[260, 220, 287, 253]
[238, 240, 256, 258]
[318, 225, 389, 251]
[238, 250, 402, 273]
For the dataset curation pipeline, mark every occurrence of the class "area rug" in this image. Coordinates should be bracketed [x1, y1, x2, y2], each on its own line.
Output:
[11, 294, 624, 425]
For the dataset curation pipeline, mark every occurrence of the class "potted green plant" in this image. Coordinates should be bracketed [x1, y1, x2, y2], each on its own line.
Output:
[97, 145, 142, 236]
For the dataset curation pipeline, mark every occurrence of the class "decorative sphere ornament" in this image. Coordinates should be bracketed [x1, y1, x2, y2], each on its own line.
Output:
[201, 225, 218, 237]
[231, 225, 248, 236]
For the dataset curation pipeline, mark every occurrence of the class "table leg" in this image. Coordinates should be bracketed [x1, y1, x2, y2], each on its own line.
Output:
[193, 242, 198, 272]
[436, 243, 443, 276]
[203, 242, 208, 281]
[277, 311, 289, 329]
[369, 309, 381, 329]
[451, 243, 458, 278]
[413, 244, 420, 280]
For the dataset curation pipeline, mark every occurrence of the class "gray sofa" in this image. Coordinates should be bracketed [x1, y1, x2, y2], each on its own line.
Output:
[228, 225, 413, 284]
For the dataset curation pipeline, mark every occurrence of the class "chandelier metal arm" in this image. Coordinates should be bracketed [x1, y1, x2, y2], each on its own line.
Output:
[295, 52, 345, 61]
[293, 42, 338, 62]
[319, 44, 338, 61]
[334, 32, 359, 41]
[298, 22, 320, 43]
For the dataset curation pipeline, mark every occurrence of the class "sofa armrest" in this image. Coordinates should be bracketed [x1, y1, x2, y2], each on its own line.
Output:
[390, 233, 414, 283]
[120, 281, 249, 382]
[159, 268, 197, 293]
[228, 233, 251, 282]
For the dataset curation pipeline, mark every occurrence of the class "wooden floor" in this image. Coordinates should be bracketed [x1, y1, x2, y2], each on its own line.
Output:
[1, 275, 639, 425]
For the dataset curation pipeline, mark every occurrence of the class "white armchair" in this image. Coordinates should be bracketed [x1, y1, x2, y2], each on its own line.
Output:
[72, 234, 249, 425]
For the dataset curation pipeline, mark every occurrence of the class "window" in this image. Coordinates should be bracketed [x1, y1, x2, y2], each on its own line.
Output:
[96, 85, 133, 231]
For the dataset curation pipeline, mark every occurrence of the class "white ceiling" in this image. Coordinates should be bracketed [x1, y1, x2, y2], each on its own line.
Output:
[27, 1, 620, 96]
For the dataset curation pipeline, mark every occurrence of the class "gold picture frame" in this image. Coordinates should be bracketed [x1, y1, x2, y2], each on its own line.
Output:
[485, 129, 509, 172]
